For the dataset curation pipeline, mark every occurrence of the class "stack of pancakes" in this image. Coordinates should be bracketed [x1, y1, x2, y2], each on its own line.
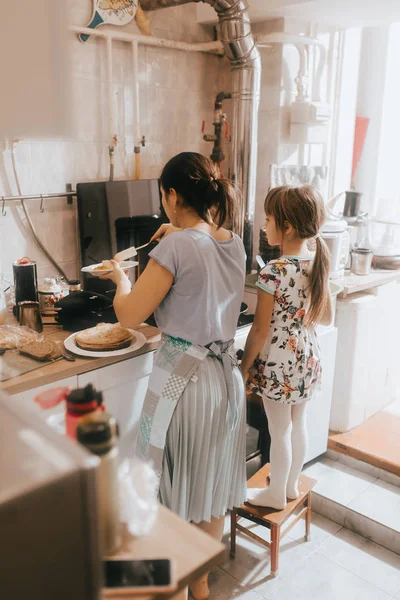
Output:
[75, 323, 134, 352]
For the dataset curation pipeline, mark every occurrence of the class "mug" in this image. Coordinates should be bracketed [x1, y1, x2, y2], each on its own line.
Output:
[19, 301, 43, 333]
[350, 248, 373, 276]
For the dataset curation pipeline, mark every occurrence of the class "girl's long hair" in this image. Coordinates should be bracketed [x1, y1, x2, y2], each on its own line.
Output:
[265, 185, 330, 325]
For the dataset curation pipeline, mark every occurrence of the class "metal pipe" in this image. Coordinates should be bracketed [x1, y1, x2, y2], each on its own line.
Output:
[106, 36, 115, 142]
[132, 41, 141, 148]
[0, 191, 76, 203]
[141, 0, 261, 272]
[70, 25, 224, 54]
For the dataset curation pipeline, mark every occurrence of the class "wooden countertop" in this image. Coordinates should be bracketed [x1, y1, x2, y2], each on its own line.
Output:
[0, 324, 161, 396]
[107, 506, 226, 599]
[338, 269, 400, 299]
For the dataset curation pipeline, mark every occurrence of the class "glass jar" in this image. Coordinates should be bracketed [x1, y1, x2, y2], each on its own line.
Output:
[68, 280, 81, 293]
[38, 277, 61, 314]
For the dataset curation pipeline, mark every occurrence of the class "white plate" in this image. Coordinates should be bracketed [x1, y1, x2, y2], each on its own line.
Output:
[64, 328, 147, 358]
[81, 260, 138, 277]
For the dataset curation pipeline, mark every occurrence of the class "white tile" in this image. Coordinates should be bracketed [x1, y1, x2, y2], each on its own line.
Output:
[221, 527, 313, 597]
[318, 527, 400, 595]
[285, 511, 343, 552]
[337, 453, 381, 479]
[266, 552, 392, 600]
[304, 458, 377, 506]
[344, 509, 400, 556]
[312, 493, 346, 525]
[348, 479, 400, 532]
[324, 449, 340, 461]
[208, 567, 264, 600]
[379, 470, 400, 488]
[146, 45, 179, 89]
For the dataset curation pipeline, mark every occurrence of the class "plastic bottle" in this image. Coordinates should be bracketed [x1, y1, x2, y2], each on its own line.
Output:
[77, 420, 121, 555]
[34, 383, 106, 440]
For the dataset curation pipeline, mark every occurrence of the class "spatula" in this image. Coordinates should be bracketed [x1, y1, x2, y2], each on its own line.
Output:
[114, 242, 151, 262]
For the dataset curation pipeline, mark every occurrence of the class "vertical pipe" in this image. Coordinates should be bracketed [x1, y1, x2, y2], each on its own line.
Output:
[106, 37, 114, 141]
[132, 40, 141, 147]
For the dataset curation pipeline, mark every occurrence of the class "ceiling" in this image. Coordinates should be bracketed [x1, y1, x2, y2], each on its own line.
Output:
[196, 0, 400, 29]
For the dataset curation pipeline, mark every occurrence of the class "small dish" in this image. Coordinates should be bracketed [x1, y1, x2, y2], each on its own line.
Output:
[81, 260, 138, 277]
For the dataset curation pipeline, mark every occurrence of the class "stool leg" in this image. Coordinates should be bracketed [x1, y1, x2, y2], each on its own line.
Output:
[230, 509, 237, 558]
[305, 492, 312, 542]
[270, 524, 280, 578]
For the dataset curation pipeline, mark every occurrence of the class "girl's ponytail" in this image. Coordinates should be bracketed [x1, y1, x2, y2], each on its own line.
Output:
[305, 236, 330, 326]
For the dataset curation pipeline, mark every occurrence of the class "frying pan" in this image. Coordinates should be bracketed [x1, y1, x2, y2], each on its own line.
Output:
[79, 0, 138, 42]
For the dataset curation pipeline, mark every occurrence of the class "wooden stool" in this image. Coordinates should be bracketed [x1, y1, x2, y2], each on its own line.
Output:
[230, 464, 316, 578]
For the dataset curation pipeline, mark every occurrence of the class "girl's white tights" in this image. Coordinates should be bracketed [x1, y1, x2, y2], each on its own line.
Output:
[247, 399, 308, 510]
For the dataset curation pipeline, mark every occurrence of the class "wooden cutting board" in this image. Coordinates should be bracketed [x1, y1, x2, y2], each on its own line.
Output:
[79, 0, 138, 42]
[0, 350, 54, 382]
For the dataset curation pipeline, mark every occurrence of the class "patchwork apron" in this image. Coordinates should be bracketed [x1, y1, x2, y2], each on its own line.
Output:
[136, 333, 238, 488]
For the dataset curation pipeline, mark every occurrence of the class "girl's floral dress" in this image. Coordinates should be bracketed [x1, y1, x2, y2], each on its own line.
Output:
[248, 256, 322, 405]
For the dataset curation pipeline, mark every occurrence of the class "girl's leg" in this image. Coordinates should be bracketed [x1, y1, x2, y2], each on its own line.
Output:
[247, 399, 292, 509]
[189, 516, 225, 600]
[286, 403, 308, 499]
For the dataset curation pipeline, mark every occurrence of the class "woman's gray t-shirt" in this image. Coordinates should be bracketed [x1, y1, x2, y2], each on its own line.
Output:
[149, 229, 246, 346]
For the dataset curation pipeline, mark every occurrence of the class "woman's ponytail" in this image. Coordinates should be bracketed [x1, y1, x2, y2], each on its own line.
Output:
[159, 152, 240, 229]
[205, 177, 239, 229]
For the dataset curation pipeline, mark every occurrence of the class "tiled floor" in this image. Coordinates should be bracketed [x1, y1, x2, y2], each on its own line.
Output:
[302, 456, 400, 554]
[208, 512, 400, 599]
[329, 399, 400, 477]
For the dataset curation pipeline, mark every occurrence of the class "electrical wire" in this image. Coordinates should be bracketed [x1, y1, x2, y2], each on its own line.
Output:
[9, 141, 70, 283]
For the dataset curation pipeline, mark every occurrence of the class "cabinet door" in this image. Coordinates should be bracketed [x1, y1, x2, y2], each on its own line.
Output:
[11, 376, 78, 433]
[305, 327, 338, 463]
[77, 353, 154, 462]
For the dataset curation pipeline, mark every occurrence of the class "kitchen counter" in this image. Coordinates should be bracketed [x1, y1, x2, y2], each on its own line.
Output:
[0, 323, 161, 396]
[338, 268, 400, 298]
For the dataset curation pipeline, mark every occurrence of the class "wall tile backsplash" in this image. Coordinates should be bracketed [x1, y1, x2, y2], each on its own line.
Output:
[0, 1, 297, 283]
[0, 2, 225, 283]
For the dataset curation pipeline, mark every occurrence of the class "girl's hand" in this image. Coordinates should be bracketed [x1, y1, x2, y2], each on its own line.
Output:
[150, 223, 182, 243]
[99, 260, 127, 285]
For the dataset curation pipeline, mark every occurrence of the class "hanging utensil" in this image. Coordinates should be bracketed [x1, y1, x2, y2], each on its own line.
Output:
[78, 0, 138, 43]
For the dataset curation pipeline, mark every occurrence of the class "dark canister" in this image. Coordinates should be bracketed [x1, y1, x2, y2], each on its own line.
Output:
[13, 259, 38, 320]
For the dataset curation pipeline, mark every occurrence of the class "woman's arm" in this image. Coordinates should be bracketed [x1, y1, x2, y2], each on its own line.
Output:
[103, 259, 173, 329]
[240, 289, 274, 380]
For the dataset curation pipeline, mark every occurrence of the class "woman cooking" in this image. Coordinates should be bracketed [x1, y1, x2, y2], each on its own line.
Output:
[103, 152, 247, 600]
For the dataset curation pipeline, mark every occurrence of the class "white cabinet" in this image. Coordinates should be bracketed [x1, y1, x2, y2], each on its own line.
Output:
[77, 352, 154, 462]
[330, 281, 400, 432]
[11, 376, 78, 432]
[305, 326, 337, 462]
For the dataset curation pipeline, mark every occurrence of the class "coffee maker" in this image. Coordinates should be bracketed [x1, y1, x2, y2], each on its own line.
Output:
[12, 259, 38, 320]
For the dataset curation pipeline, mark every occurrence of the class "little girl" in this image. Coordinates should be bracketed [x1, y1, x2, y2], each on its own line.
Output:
[241, 184, 332, 509]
